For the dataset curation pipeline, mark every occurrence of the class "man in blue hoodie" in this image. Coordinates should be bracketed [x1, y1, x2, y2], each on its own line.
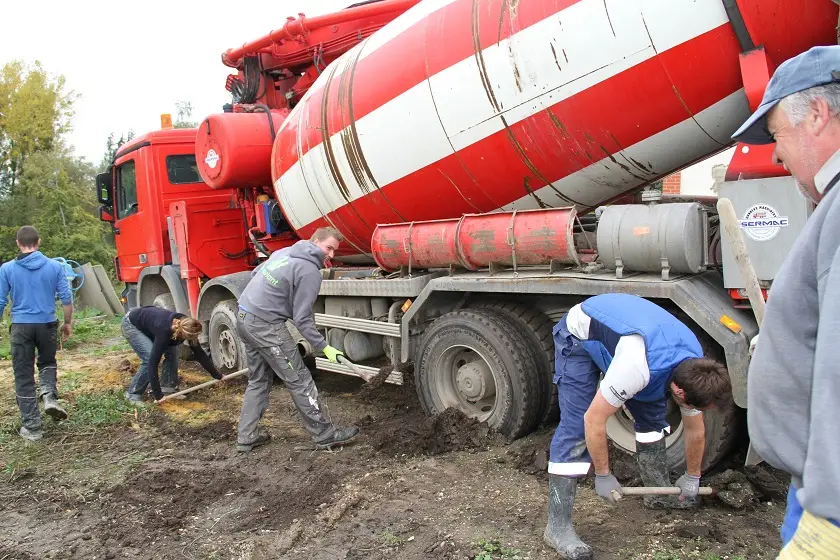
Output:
[0, 226, 74, 441]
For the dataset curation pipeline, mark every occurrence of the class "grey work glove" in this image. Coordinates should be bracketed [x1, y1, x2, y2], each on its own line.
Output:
[676, 472, 701, 500]
[595, 474, 623, 504]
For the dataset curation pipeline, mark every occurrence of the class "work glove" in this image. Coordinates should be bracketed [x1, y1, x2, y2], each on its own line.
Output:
[595, 473, 623, 504]
[676, 472, 701, 500]
[323, 345, 343, 363]
[749, 334, 759, 358]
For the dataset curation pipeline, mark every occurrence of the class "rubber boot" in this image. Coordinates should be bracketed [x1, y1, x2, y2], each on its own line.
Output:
[635, 439, 697, 509]
[543, 475, 594, 559]
[41, 393, 68, 421]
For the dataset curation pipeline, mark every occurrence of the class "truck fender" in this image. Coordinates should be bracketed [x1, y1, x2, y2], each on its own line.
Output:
[137, 265, 190, 314]
[196, 271, 252, 323]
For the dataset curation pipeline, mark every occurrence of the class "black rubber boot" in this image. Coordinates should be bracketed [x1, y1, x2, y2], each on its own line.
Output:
[543, 475, 594, 559]
[635, 439, 697, 509]
[42, 394, 68, 421]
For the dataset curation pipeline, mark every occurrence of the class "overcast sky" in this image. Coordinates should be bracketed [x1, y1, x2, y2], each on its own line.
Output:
[0, 0, 350, 165]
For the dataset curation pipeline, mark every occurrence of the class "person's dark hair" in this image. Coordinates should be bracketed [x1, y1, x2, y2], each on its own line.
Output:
[672, 358, 732, 409]
[16, 226, 39, 248]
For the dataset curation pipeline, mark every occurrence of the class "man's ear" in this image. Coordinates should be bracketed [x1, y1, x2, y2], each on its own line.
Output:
[670, 382, 685, 401]
[810, 97, 833, 137]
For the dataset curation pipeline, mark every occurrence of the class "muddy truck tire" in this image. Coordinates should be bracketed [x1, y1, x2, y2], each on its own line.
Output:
[209, 300, 248, 374]
[470, 301, 558, 426]
[414, 309, 543, 439]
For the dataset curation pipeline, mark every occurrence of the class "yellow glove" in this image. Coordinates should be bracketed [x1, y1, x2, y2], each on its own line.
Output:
[323, 345, 343, 363]
[779, 511, 840, 559]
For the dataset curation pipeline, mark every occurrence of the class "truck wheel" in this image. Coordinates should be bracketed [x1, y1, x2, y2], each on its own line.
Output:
[605, 325, 742, 473]
[153, 293, 193, 361]
[209, 300, 247, 374]
[414, 309, 543, 439]
[472, 301, 557, 426]
[606, 402, 741, 473]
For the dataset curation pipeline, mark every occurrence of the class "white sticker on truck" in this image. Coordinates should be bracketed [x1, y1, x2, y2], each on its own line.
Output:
[205, 149, 220, 169]
[739, 204, 788, 242]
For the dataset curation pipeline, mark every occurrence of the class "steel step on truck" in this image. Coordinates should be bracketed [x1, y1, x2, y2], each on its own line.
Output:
[97, 0, 840, 472]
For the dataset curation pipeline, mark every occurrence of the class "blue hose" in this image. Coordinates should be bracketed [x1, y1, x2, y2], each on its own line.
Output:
[52, 257, 84, 292]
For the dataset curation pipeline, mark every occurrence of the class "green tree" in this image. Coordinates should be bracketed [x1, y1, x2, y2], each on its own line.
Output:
[0, 60, 75, 196]
[0, 60, 115, 274]
[0, 148, 114, 267]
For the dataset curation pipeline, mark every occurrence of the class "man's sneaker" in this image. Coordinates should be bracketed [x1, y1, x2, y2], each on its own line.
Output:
[315, 426, 360, 450]
[236, 429, 271, 452]
[124, 391, 145, 404]
[161, 386, 179, 395]
[19, 426, 42, 442]
[42, 394, 68, 421]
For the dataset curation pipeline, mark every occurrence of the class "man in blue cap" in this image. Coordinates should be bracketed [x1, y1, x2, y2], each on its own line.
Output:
[732, 45, 840, 557]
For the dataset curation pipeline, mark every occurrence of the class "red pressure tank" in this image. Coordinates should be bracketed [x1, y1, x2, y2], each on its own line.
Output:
[372, 208, 579, 272]
[196, 110, 287, 190]
[270, 0, 838, 259]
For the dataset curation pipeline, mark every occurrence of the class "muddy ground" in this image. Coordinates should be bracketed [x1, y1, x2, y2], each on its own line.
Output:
[0, 331, 787, 560]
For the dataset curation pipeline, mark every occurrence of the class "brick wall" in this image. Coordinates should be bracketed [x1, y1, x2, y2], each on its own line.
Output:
[662, 173, 681, 194]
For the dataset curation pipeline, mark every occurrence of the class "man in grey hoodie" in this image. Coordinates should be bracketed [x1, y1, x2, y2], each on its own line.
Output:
[235, 227, 359, 452]
[731, 45, 840, 557]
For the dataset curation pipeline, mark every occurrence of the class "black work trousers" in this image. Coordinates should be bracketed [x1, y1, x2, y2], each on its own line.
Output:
[10, 322, 59, 431]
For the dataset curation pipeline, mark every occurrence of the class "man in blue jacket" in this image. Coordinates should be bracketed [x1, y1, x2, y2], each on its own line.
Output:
[0, 226, 74, 441]
[544, 294, 732, 559]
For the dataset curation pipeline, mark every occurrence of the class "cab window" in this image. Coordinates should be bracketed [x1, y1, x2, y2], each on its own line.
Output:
[116, 161, 138, 218]
[166, 155, 202, 185]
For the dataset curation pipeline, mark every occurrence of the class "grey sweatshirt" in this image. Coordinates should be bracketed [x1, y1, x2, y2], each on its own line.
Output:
[748, 149, 840, 522]
[237, 240, 327, 351]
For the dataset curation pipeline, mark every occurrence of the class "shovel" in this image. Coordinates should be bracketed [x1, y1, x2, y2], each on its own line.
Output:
[156, 368, 249, 403]
[611, 486, 716, 501]
[337, 355, 374, 382]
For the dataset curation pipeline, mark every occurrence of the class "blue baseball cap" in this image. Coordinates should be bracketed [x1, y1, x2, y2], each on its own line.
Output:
[732, 45, 840, 145]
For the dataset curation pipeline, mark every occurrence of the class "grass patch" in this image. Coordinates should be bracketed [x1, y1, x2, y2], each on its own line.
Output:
[63, 310, 123, 350]
[65, 390, 137, 427]
[472, 538, 525, 560]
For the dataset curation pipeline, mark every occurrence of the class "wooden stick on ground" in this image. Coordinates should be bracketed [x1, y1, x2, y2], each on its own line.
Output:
[716, 197, 766, 467]
[620, 486, 715, 496]
[157, 368, 249, 403]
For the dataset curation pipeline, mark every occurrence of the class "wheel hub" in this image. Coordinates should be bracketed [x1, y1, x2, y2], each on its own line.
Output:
[455, 360, 495, 401]
[219, 329, 237, 369]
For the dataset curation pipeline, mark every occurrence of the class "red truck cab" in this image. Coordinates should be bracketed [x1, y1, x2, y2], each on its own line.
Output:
[97, 128, 254, 314]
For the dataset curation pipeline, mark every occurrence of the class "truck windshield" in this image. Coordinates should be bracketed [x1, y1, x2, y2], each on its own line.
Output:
[166, 155, 202, 185]
[116, 161, 138, 219]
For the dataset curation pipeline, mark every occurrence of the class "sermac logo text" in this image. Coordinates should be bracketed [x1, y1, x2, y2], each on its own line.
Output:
[739, 204, 788, 242]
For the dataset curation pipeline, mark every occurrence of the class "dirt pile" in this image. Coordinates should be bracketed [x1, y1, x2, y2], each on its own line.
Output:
[360, 405, 502, 457]
[96, 466, 252, 547]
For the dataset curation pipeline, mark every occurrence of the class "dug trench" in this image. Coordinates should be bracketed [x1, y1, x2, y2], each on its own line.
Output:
[0, 347, 789, 560]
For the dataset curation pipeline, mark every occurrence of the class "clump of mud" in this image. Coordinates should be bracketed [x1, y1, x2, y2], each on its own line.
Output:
[360, 406, 502, 457]
[355, 366, 395, 401]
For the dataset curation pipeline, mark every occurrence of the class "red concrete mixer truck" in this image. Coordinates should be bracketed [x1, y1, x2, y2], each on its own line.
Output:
[97, 0, 840, 471]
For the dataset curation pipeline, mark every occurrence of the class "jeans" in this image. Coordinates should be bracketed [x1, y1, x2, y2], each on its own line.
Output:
[121, 312, 178, 396]
[548, 316, 669, 477]
[10, 322, 59, 431]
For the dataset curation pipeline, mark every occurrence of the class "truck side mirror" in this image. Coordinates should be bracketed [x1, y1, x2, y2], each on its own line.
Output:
[99, 205, 115, 223]
[96, 170, 113, 205]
